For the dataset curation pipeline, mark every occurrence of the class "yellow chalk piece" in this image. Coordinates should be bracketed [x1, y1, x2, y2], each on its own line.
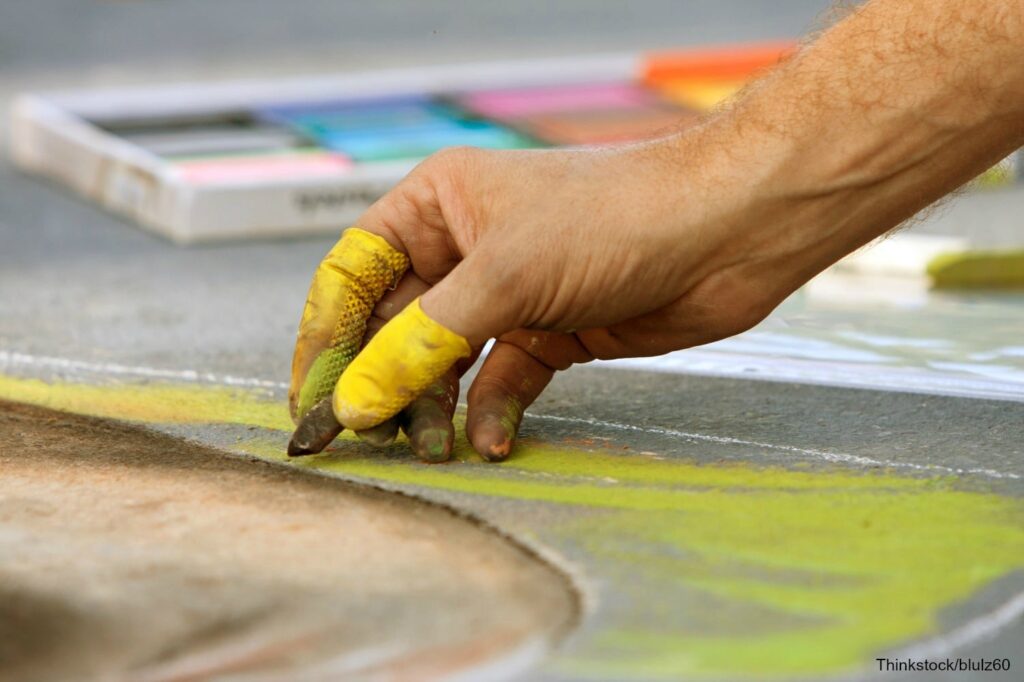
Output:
[927, 249, 1024, 289]
[290, 228, 409, 421]
[334, 297, 470, 431]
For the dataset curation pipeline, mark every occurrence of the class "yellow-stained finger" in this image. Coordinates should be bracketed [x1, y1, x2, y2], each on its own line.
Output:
[289, 228, 410, 422]
[353, 276, 429, 447]
[333, 297, 470, 431]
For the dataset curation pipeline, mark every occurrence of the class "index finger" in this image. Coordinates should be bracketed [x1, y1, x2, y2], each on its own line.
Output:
[289, 227, 410, 422]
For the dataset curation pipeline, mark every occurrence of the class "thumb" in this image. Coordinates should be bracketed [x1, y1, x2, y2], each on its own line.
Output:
[332, 252, 520, 431]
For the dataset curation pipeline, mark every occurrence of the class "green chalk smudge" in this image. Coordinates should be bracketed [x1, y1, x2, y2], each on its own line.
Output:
[3, 375, 1023, 679]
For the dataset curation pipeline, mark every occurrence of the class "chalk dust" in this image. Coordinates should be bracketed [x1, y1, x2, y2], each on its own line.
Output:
[0, 401, 577, 681]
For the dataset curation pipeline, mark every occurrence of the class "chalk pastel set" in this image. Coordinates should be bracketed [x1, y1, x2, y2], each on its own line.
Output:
[10, 43, 1020, 244]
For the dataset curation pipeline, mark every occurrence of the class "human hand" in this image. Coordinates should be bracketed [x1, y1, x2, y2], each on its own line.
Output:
[288, 138, 814, 461]
[290, 0, 1024, 462]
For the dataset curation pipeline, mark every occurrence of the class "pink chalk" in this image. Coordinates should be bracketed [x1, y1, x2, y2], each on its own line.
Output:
[173, 151, 353, 184]
[460, 83, 656, 119]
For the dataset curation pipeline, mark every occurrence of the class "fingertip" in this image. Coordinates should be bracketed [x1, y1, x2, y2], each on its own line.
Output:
[469, 413, 516, 462]
[333, 390, 384, 432]
[288, 398, 343, 457]
[290, 227, 411, 430]
[410, 425, 454, 463]
[356, 418, 400, 447]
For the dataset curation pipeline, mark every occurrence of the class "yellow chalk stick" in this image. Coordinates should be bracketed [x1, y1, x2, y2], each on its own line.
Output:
[927, 249, 1024, 289]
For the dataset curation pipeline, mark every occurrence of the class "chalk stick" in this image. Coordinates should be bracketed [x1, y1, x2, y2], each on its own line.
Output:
[927, 250, 1024, 289]
[833, 233, 1024, 289]
[91, 110, 255, 133]
[171, 150, 352, 184]
[835, 234, 970, 278]
[655, 79, 747, 111]
[642, 42, 795, 85]
[267, 101, 446, 137]
[317, 122, 536, 162]
[257, 95, 431, 122]
[458, 82, 657, 120]
[122, 126, 307, 157]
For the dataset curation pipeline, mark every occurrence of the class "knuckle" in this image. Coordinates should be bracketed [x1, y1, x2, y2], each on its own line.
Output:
[363, 173, 441, 244]
[427, 145, 485, 170]
[467, 373, 518, 404]
[368, 147, 491, 242]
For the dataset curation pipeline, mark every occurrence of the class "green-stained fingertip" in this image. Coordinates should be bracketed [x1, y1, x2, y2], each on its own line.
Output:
[411, 426, 453, 463]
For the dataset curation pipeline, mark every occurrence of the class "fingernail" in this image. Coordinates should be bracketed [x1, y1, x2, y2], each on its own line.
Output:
[470, 414, 515, 462]
[486, 438, 513, 462]
[412, 427, 452, 463]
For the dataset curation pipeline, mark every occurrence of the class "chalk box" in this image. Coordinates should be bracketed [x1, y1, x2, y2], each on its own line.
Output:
[10, 45, 1020, 244]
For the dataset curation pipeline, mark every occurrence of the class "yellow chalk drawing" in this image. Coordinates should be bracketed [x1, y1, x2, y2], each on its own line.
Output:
[290, 227, 410, 420]
[254, 438, 1024, 679]
[334, 297, 471, 430]
[0, 375, 291, 431]
[2, 375, 1023, 680]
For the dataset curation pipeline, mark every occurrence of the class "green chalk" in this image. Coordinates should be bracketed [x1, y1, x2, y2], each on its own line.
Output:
[927, 249, 1024, 289]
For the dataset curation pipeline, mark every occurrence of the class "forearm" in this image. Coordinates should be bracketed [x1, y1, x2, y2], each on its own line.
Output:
[763, 0, 1024, 184]
[671, 0, 1024, 296]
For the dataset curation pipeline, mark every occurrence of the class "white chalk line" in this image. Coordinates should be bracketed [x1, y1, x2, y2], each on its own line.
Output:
[527, 413, 1022, 481]
[0, 350, 289, 390]
[2, 348, 1023, 662]
[894, 589, 1024, 663]
[1, 349, 1019, 482]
